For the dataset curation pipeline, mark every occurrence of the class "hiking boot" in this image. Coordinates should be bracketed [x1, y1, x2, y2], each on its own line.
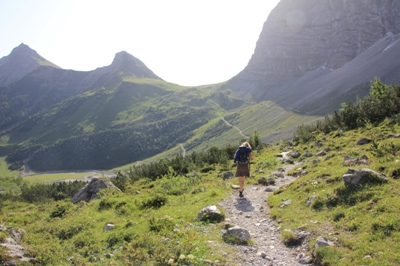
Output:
[239, 191, 244, 198]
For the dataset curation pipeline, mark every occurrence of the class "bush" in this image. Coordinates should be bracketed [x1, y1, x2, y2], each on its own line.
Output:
[49, 205, 68, 218]
[140, 195, 167, 209]
[148, 216, 174, 232]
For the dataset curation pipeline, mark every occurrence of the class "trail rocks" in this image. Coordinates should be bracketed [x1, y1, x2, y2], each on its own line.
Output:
[222, 226, 251, 245]
[71, 178, 121, 203]
[218, 163, 310, 265]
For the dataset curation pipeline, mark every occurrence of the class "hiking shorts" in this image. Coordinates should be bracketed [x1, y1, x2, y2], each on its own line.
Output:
[235, 163, 250, 177]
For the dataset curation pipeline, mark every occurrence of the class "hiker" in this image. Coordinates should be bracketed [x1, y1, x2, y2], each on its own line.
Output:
[233, 142, 253, 197]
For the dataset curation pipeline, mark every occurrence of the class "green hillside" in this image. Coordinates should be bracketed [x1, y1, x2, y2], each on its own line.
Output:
[1, 116, 399, 265]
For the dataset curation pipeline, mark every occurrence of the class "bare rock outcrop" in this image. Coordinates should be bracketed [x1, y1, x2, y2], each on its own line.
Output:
[71, 178, 121, 203]
[230, 0, 400, 114]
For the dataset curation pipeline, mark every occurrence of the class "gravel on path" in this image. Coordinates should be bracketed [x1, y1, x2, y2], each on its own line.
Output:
[218, 162, 313, 266]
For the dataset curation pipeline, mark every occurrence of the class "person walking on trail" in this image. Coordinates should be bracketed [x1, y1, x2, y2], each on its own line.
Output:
[233, 142, 253, 197]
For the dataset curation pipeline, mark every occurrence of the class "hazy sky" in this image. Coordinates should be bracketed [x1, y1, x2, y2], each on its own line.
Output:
[0, 0, 280, 86]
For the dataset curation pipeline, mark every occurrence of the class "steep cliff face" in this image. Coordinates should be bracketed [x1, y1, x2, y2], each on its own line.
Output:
[230, 0, 400, 110]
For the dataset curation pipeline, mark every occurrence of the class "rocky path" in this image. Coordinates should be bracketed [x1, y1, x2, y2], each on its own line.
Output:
[218, 162, 313, 266]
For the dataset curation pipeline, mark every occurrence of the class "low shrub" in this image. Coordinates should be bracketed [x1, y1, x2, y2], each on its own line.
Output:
[140, 194, 167, 209]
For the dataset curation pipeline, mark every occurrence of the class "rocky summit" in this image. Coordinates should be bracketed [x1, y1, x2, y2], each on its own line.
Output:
[230, 0, 400, 114]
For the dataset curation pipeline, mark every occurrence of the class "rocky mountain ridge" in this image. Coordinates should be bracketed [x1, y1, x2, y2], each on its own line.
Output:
[0, 43, 59, 86]
[230, 0, 400, 114]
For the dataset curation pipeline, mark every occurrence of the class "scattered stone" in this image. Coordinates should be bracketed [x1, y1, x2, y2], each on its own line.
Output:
[313, 141, 322, 147]
[222, 226, 251, 245]
[299, 256, 312, 264]
[265, 187, 275, 192]
[231, 184, 240, 189]
[315, 236, 334, 248]
[306, 196, 318, 207]
[198, 205, 224, 223]
[282, 158, 294, 164]
[258, 177, 269, 186]
[301, 170, 309, 176]
[104, 224, 115, 232]
[302, 151, 313, 157]
[0, 225, 34, 264]
[356, 137, 372, 145]
[280, 200, 292, 208]
[257, 251, 267, 258]
[344, 155, 369, 166]
[317, 148, 331, 157]
[222, 171, 235, 180]
[290, 151, 301, 158]
[267, 177, 276, 185]
[297, 231, 311, 239]
[272, 171, 284, 178]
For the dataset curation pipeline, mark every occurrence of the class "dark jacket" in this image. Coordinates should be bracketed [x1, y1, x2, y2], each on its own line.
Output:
[234, 146, 252, 163]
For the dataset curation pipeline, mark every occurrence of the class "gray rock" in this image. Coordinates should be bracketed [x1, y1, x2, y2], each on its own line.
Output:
[222, 171, 234, 180]
[71, 178, 121, 203]
[299, 256, 312, 264]
[313, 141, 322, 147]
[265, 187, 275, 192]
[306, 196, 318, 207]
[290, 151, 301, 158]
[222, 226, 251, 244]
[198, 205, 224, 223]
[356, 137, 372, 145]
[272, 171, 284, 178]
[230, 0, 400, 115]
[315, 236, 334, 248]
[280, 200, 292, 208]
[103, 224, 115, 232]
[343, 168, 387, 185]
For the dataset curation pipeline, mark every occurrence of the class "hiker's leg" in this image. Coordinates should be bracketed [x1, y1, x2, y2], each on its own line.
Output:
[239, 176, 245, 192]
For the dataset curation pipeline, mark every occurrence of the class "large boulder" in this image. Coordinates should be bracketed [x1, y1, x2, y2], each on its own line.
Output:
[342, 168, 388, 186]
[71, 178, 121, 203]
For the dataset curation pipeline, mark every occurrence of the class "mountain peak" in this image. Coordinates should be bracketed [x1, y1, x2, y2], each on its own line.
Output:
[0, 44, 60, 86]
[11, 43, 37, 56]
[109, 51, 161, 80]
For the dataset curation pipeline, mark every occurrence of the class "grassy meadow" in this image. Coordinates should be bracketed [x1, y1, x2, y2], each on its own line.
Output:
[0, 118, 399, 265]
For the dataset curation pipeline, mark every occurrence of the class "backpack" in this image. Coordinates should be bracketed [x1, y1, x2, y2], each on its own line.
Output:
[237, 147, 249, 164]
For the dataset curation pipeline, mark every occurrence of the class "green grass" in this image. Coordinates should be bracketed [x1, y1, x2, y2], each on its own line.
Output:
[0, 157, 19, 178]
[22, 172, 99, 183]
[268, 121, 400, 265]
[0, 165, 247, 265]
[1, 119, 399, 265]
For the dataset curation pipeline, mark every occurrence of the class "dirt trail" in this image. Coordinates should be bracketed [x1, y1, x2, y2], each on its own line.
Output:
[218, 161, 313, 265]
